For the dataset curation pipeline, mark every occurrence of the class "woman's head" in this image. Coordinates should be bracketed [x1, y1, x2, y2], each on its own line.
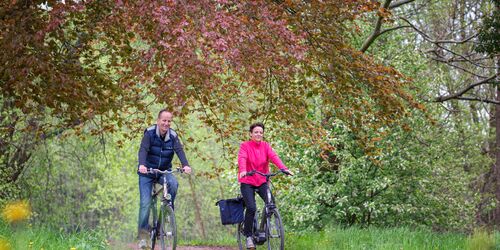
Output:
[249, 122, 264, 142]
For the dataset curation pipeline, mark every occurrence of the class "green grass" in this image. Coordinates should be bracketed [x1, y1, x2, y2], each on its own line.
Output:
[285, 227, 500, 250]
[0, 222, 108, 250]
[193, 225, 499, 250]
[180, 234, 236, 247]
[2, 221, 499, 250]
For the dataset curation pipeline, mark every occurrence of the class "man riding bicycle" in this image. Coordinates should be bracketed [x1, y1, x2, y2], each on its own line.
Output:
[136, 109, 192, 248]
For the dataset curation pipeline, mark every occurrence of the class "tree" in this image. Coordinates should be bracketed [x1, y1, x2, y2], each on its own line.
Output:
[1, 0, 421, 206]
[359, 0, 499, 226]
[0, 0, 145, 201]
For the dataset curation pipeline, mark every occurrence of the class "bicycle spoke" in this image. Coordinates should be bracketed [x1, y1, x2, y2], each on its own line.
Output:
[149, 201, 158, 249]
[267, 210, 284, 250]
[159, 205, 177, 250]
[237, 222, 246, 250]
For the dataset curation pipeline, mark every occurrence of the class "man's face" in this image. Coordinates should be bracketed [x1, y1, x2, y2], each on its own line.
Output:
[157, 112, 173, 135]
[250, 126, 264, 142]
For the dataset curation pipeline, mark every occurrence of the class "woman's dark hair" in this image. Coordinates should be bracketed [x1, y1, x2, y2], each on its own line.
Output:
[249, 122, 265, 132]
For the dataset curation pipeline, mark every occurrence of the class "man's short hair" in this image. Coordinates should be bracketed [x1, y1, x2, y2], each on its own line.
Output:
[158, 109, 171, 118]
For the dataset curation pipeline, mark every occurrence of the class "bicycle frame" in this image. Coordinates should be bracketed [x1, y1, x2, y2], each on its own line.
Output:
[150, 169, 175, 227]
[258, 177, 277, 232]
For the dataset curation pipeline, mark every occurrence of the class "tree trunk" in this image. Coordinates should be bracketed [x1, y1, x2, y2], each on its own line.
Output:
[494, 54, 500, 226]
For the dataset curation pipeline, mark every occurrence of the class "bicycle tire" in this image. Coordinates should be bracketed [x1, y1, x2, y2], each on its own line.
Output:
[266, 209, 284, 250]
[159, 205, 177, 250]
[150, 222, 157, 249]
[237, 221, 246, 250]
[150, 198, 158, 249]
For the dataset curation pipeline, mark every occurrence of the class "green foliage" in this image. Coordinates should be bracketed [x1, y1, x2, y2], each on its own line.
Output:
[0, 220, 107, 250]
[21, 130, 138, 238]
[475, 1, 500, 54]
[277, 109, 488, 231]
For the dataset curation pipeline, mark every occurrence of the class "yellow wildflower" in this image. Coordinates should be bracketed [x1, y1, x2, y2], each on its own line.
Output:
[1, 200, 31, 223]
[0, 238, 11, 250]
[70, 247, 77, 250]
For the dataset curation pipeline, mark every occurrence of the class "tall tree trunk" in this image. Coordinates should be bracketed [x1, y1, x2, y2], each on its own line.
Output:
[494, 54, 500, 226]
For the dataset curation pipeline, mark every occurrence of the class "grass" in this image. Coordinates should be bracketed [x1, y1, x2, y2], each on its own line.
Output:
[193, 225, 500, 250]
[0, 222, 108, 250]
[285, 226, 500, 250]
[180, 234, 236, 247]
[1, 221, 499, 250]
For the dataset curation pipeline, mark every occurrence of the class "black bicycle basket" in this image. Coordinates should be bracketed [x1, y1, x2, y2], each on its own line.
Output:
[215, 197, 245, 225]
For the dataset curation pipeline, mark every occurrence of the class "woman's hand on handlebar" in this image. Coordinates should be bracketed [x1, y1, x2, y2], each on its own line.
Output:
[281, 169, 293, 176]
[239, 171, 248, 178]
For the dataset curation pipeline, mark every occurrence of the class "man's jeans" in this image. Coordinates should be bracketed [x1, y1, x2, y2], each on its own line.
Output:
[138, 173, 178, 236]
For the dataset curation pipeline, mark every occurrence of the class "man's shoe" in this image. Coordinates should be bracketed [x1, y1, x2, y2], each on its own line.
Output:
[246, 236, 255, 249]
[138, 239, 147, 249]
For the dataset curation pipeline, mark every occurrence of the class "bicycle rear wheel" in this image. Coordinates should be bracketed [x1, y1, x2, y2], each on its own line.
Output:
[159, 205, 176, 250]
[266, 209, 284, 250]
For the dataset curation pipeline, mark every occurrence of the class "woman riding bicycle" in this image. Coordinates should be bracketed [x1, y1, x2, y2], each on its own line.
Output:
[238, 122, 292, 249]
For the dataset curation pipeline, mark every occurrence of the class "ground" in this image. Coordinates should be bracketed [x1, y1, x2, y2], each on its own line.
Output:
[125, 243, 237, 250]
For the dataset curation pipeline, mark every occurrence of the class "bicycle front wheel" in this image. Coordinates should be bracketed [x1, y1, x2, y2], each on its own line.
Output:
[266, 209, 284, 250]
[237, 221, 246, 250]
[159, 205, 177, 250]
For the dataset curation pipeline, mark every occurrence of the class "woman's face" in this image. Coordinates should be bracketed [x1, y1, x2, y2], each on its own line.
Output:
[250, 126, 264, 142]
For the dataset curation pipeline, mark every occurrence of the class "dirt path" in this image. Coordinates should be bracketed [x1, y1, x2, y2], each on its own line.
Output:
[124, 243, 237, 250]
[175, 247, 237, 250]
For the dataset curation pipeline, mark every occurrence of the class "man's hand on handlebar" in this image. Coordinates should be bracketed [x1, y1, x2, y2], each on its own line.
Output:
[138, 165, 148, 174]
[182, 166, 192, 174]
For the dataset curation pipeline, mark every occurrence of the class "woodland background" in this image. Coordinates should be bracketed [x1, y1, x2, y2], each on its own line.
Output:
[0, 0, 499, 246]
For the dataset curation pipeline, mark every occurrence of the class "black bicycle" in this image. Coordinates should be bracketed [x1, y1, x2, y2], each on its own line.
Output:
[147, 168, 182, 250]
[237, 170, 290, 250]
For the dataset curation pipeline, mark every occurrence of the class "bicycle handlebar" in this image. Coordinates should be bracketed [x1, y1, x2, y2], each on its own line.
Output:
[246, 169, 292, 177]
[148, 167, 184, 175]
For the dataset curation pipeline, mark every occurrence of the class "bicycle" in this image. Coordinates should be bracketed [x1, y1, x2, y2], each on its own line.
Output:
[147, 168, 183, 250]
[237, 170, 291, 250]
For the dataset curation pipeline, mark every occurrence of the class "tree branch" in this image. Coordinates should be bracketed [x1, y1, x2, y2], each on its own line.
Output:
[434, 75, 499, 102]
[454, 97, 500, 105]
[378, 25, 411, 37]
[400, 17, 478, 44]
[360, 0, 393, 52]
[389, 0, 416, 9]
[430, 57, 491, 78]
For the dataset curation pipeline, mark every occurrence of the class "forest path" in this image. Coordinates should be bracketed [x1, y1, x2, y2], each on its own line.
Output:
[124, 243, 237, 250]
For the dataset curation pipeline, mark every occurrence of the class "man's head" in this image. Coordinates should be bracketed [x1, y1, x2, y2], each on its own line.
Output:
[157, 109, 173, 136]
[249, 122, 265, 142]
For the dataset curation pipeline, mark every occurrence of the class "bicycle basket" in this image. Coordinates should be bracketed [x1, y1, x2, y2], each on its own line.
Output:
[215, 197, 244, 225]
